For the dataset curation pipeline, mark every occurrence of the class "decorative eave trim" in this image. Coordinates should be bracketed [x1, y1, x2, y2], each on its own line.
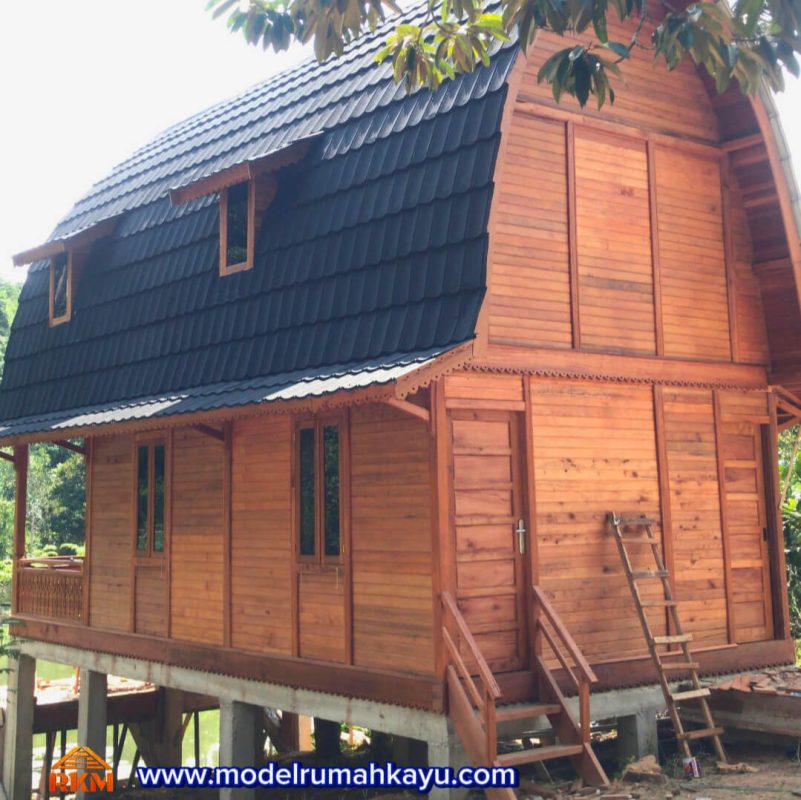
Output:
[168, 133, 320, 206]
[13, 217, 119, 267]
[466, 346, 769, 391]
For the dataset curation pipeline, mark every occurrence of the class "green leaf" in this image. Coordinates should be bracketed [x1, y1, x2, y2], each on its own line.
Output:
[604, 40, 630, 58]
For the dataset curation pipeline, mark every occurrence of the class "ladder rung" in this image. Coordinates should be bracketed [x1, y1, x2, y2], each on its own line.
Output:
[678, 726, 724, 741]
[640, 599, 677, 607]
[659, 661, 700, 671]
[631, 570, 669, 579]
[619, 536, 658, 544]
[671, 688, 711, 702]
[614, 515, 658, 526]
[653, 634, 693, 645]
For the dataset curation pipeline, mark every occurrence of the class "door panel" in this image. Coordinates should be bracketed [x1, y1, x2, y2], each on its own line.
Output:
[451, 410, 528, 672]
[134, 562, 167, 637]
[719, 417, 773, 642]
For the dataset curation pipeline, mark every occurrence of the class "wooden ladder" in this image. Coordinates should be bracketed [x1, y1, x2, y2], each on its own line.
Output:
[608, 512, 727, 763]
[441, 591, 609, 799]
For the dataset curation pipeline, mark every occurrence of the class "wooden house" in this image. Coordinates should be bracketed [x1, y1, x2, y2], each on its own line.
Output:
[2, 3, 800, 797]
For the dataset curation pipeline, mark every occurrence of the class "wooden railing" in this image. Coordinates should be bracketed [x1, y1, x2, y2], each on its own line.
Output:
[16, 557, 84, 621]
[531, 584, 598, 743]
[441, 591, 502, 764]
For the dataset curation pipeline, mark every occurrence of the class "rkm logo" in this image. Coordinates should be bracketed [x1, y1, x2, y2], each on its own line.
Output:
[49, 745, 114, 793]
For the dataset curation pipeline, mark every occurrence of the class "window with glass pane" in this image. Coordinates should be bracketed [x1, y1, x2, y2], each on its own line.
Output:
[136, 446, 149, 551]
[153, 445, 165, 552]
[225, 181, 249, 267]
[323, 426, 340, 557]
[299, 428, 316, 556]
[51, 253, 69, 321]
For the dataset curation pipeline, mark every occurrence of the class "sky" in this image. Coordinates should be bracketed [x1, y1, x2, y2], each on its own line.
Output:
[1, 1, 800, 285]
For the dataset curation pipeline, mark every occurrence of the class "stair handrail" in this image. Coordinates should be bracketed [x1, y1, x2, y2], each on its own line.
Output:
[531, 585, 597, 743]
[441, 591, 501, 763]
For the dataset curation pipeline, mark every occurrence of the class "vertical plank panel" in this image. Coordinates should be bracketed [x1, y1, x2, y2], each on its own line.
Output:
[89, 436, 133, 631]
[350, 404, 435, 674]
[574, 128, 656, 354]
[230, 416, 293, 655]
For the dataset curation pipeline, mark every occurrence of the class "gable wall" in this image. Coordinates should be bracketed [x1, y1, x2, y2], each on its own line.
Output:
[485, 22, 769, 365]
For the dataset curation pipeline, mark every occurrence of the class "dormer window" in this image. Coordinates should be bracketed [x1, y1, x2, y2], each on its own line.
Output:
[49, 251, 72, 326]
[219, 180, 255, 275]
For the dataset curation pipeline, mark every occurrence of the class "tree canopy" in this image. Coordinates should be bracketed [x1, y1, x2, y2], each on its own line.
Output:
[207, 0, 800, 108]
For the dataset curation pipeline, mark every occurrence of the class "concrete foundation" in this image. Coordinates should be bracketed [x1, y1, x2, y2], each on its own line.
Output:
[616, 709, 659, 761]
[2, 653, 35, 800]
[77, 669, 108, 800]
[219, 700, 263, 800]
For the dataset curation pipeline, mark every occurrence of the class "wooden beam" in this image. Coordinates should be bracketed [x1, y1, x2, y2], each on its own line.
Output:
[13, 616, 446, 712]
[0, 450, 15, 463]
[472, 347, 768, 389]
[169, 136, 317, 206]
[12, 445, 28, 613]
[384, 397, 430, 424]
[719, 133, 764, 152]
[13, 217, 118, 267]
[713, 390, 737, 644]
[53, 439, 86, 456]
[222, 422, 233, 649]
[192, 424, 225, 442]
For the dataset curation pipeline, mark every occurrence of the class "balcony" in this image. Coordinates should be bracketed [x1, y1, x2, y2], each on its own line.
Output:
[15, 557, 84, 622]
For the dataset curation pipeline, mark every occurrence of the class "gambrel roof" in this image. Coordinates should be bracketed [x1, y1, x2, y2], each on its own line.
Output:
[0, 4, 515, 437]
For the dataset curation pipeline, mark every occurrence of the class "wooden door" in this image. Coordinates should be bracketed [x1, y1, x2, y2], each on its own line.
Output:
[719, 419, 773, 643]
[451, 409, 529, 672]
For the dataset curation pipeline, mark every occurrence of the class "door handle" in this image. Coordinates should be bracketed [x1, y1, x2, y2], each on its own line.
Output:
[516, 519, 526, 554]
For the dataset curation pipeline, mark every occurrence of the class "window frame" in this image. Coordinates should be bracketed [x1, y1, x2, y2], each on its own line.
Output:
[49, 250, 73, 326]
[132, 434, 169, 561]
[219, 179, 256, 276]
[294, 414, 346, 566]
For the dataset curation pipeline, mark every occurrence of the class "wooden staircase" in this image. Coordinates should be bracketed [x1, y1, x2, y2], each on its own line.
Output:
[441, 590, 609, 799]
[608, 512, 727, 763]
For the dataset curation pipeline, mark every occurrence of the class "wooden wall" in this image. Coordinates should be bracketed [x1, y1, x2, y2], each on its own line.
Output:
[350, 404, 435, 675]
[170, 427, 225, 646]
[486, 18, 769, 366]
[88, 435, 133, 631]
[439, 370, 777, 667]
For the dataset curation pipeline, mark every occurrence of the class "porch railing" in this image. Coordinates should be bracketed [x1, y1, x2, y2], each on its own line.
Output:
[16, 556, 84, 621]
[441, 591, 502, 764]
[531, 584, 598, 743]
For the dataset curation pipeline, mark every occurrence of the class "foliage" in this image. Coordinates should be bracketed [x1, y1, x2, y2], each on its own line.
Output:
[778, 425, 801, 639]
[207, 0, 801, 108]
[0, 279, 86, 603]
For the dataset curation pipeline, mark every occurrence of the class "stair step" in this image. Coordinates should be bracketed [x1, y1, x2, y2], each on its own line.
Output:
[653, 634, 693, 645]
[631, 570, 669, 579]
[619, 536, 658, 544]
[678, 726, 725, 741]
[497, 744, 584, 767]
[659, 661, 700, 671]
[496, 703, 561, 723]
[671, 688, 711, 702]
[641, 599, 677, 607]
[615, 516, 657, 526]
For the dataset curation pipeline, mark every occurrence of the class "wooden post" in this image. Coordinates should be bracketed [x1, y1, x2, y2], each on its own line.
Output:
[12, 444, 28, 613]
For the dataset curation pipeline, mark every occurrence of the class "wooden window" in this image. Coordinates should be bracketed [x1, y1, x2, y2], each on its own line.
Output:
[219, 180, 255, 275]
[296, 419, 344, 563]
[135, 440, 167, 557]
[49, 251, 72, 325]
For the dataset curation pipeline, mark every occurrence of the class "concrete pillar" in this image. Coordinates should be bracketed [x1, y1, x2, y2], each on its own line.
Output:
[2, 653, 35, 800]
[77, 669, 108, 799]
[130, 687, 184, 767]
[617, 710, 658, 762]
[219, 700, 262, 800]
[427, 719, 470, 800]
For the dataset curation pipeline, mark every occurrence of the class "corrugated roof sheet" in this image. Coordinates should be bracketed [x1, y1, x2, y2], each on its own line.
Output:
[0, 349, 450, 440]
[0, 1, 516, 430]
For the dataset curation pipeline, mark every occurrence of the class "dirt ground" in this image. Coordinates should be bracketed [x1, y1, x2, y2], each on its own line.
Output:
[518, 742, 801, 800]
[108, 743, 800, 799]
